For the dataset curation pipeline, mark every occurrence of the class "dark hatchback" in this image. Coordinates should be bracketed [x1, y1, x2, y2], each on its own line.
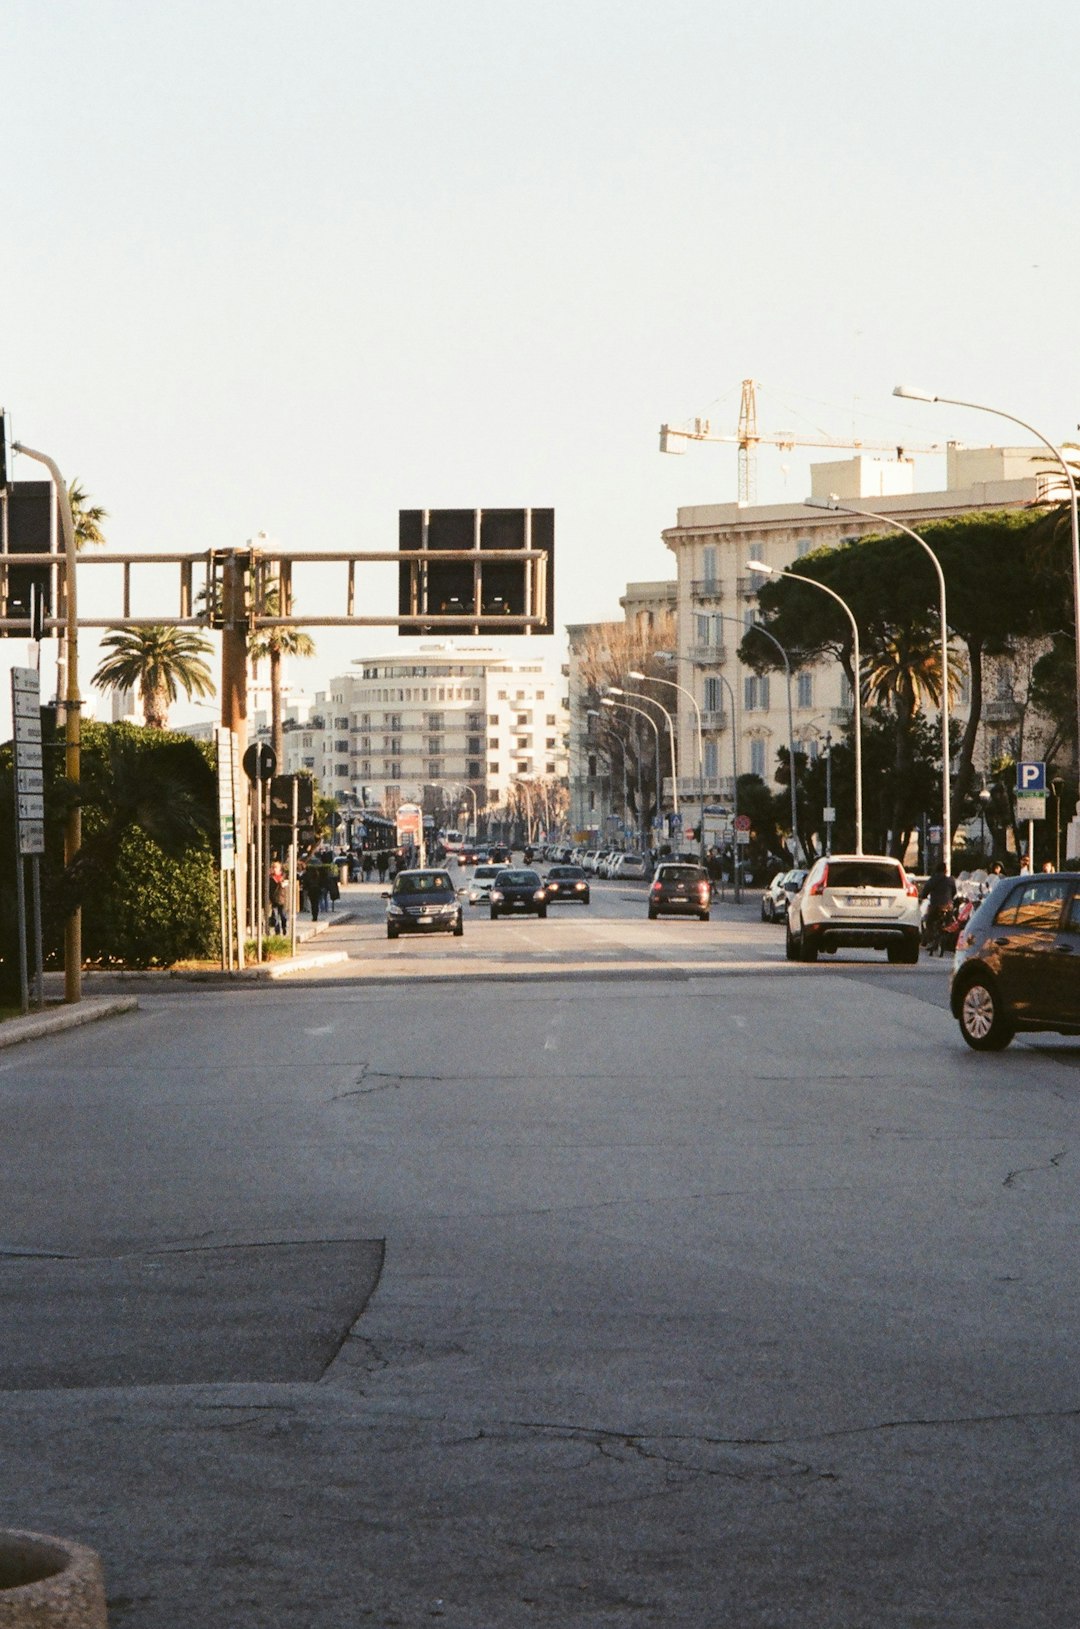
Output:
[950, 872, 1080, 1049]
[545, 865, 591, 905]
[490, 868, 548, 919]
[384, 869, 464, 939]
[647, 863, 711, 921]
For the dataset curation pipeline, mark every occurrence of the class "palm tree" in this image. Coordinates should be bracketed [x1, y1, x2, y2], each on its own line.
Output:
[67, 481, 108, 550]
[92, 626, 215, 728]
[247, 586, 316, 766]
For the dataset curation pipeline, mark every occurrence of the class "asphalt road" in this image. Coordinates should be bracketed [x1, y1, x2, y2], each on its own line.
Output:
[2, 877, 1078, 1627]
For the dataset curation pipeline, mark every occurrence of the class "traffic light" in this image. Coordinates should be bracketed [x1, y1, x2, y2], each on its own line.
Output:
[1, 481, 56, 638]
[398, 508, 554, 635]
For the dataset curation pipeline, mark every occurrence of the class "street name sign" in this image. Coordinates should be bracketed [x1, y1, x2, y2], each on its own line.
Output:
[11, 667, 44, 854]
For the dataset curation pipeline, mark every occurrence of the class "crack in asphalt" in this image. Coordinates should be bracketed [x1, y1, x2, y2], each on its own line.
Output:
[1003, 1147, 1067, 1188]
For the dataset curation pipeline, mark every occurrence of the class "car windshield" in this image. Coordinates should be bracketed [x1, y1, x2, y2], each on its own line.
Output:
[659, 866, 705, 883]
[393, 871, 453, 895]
[473, 867, 500, 881]
[498, 870, 540, 885]
[825, 861, 903, 890]
[550, 867, 584, 879]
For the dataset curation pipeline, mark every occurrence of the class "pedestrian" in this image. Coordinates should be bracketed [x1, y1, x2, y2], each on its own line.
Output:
[268, 861, 288, 936]
[1019, 853, 1032, 874]
[376, 850, 389, 883]
[1041, 859, 1055, 872]
[362, 851, 374, 883]
[301, 857, 323, 921]
[327, 866, 340, 912]
[920, 863, 957, 950]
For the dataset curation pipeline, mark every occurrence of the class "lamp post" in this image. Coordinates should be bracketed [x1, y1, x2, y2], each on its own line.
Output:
[627, 668, 703, 859]
[806, 493, 952, 871]
[748, 559, 864, 855]
[711, 670, 742, 900]
[12, 440, 81, 1002]
[585, 709, 614, 839]
[894, 383, 1080, 857]
[606, 686, 679, 815]
[824, 730, 834, 855]
[456, 782, 478, 838]
[601, 696, 661, 852]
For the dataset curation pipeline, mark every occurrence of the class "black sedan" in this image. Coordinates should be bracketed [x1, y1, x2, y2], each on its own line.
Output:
[490, 868, 548, 919]
[544, 865, 591, 905]
[950, 872, 1080, 1049]
[384, 869, 464, 939]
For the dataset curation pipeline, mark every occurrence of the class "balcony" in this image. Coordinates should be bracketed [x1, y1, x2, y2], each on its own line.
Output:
[736, 573, 767, 598]
[690, 579, 724, 601]
[984, 696, 1022, 723]
[688, 644, 727, 666]
[700, 710, 728, 731]
[826, 706, 852, 726]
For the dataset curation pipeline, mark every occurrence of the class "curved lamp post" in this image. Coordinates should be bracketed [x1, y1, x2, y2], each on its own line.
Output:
[748, 559, 863, 855]
[627, 668, 703, 858]
[607, 686, 678, 815]
[894, 383, 1080, 853]
[601, 695, 662, 850]
[806, 493, 952, 871]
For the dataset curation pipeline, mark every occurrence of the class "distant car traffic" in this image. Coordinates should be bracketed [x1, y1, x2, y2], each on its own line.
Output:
[384, 869, 465, 939]
[610, 853, 649, 880]
[950, 872, 1080, 1049]
[786, 855, 920, 963]
[490, 868, 548, 919]
[648, 863, 711, 921]
[544, 865, 590, 905]
[467, 864, 502, 905]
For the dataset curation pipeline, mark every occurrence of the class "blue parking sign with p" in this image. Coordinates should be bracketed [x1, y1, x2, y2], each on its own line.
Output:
[1016, 761, 1046, 792]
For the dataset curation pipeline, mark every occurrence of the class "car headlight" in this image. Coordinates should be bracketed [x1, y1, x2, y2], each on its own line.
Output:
[490, 890, 504, 902]
[533, 890, 546, 900]
[387, 903, 405, 917]
[573, 881, 585, 891]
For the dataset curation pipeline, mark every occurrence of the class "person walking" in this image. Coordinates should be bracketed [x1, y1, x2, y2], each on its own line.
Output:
[362, 851, 374, 884]
[268, 862, 288, 935]
[376, 850, 389, 884]
[301, 857, 323, 921]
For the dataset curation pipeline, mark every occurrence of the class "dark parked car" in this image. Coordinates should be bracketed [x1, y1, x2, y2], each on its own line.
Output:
[647, 863, 712, 921]
[383, 869, 464, 939]
[950, 872, 1080, 1049]
[544, 865, 591, 905]
[490, 868, 548, 919]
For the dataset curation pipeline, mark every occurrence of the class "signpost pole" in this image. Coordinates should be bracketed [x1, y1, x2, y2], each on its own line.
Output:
[14, 855, 29, 1014]
[290, 776, 299, 959]
[30, 856, 44, 1008]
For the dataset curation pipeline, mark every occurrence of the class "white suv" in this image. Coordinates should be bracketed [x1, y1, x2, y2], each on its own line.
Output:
[786, 854, 921, 964]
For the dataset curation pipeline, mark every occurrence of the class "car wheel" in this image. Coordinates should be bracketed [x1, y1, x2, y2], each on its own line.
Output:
[800, 933, 818, 963]
[785, 922, 799, 961]
[453, 915, 464, 937]
[538, 906, 547, 919]
[886, 943, 905, 964]
[490, 908, 499, 920]
[699, 910, 710, 922]
[958, 976, 1015, 1051]
[583, 893, 590, 905]
[761, 900, 769, 922]
[647, 906, 658, 920]
[387, 924, 398, 940]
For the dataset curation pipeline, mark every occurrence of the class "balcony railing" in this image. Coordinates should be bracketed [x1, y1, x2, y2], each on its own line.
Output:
[826, 705, 852, 726]
[688, 644, 727, 665]
[736, 573, 767, 597]
[690, 579, 724, 601]
[983, 696, 1022, 722]
[700, 710, 728, 730]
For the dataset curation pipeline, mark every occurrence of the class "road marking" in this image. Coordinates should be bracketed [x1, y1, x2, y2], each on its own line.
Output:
[303, 1025, 336, 1035]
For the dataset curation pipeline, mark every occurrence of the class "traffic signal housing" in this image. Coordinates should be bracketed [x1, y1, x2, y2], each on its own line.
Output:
[398, 508, 553, 635]
[1, 481, 58, 638]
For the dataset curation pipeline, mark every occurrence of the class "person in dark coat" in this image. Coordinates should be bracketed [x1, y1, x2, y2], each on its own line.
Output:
[301, 858, 323, 921]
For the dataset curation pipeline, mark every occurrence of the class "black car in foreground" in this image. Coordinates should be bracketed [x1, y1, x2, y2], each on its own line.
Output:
[545, 865, 591, 905]
[384, 869, 464, 939]
[950, 872, 1080, 1049]
[490, 868, 548, 919]
[647, 863, 712, 921]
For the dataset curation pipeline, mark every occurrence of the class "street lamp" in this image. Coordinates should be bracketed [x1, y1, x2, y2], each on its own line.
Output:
[978, 781, 991, 861]
[894, 383, 1080, 856]
[806, 493, 952, 871]
[606, 686, 679, 814]
[747, 559, 864, 855]
[627, 668, 703, 859]
[601, 695, 662, 851]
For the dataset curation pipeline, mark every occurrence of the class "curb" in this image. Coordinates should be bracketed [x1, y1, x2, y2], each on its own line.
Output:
[266, 951, 351, 979]
[0, 996, 139, 1052]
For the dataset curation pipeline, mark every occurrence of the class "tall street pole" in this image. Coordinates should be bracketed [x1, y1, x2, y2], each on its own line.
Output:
[13, 441, 81, 1001]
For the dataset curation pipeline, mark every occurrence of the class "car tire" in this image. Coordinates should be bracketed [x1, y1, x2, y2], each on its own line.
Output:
[490, 908, 499, 920]
[387, 924, 399, 940]
[800, 933, 818, 963]
[538, 907, 547, 919]
[785, 922, 799, 961]
[761, 900, 770, 922]
[957, 975, 1015, 1051]
[453, 915, 464, 937]
[648, 906, 658, 920]
[699, 911, 710, 922]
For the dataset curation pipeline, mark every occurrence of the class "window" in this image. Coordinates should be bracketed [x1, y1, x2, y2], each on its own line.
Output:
[426, 712, 444, 731]
[696, 614, 711, 644]
[336, 763, 348, 777]
[335, 716, 349, 729]
[702, 544, 717, 585]
[488, 737, 499, 749]
[385, 713, 402, 730]
[743, 607, 757, 632]
[489, 761, 499, 774]
[704, 677, 722, 712]
[517, 762, 528, 773]
[384, 736, 402, 754]
[335, 738, 349, 752]
[805, 738, 819, 762]
[994, 880, 1069, 930]
[488, 713, 499, 724]
[704, 740, 718, 777]
[467, 712, 484, 730]
[517, 737, 530, 750]
[517, 712, 530, 725]
[546, 762, 555, 774]
[797, 672, 813, 709]
[427, 760, 442, 778]
[744, 675, 770, 711]
[546, 738, 556, 749]
[467, 736, 483, 754]
[589, 790, 596, 811]
[796, 537, 812, 558]
[588, 754, 597, 778]
[467, 760, 482, 779]
[427, 736, 442, 754]
[358, 736, 370, 753]
[546, 714, 557, 726]
[750, 738, 767, 778]
[385, 761, 401, 778]
[360, 760, 371, 778]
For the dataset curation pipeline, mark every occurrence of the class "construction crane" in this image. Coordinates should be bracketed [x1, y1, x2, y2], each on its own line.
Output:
[659, 378, 945, 506]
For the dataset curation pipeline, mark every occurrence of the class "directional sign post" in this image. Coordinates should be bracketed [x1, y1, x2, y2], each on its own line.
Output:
[1016, 762, 1047, 868]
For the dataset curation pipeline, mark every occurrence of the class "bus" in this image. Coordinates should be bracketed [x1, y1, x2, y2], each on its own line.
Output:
[442, 828, 464, 856]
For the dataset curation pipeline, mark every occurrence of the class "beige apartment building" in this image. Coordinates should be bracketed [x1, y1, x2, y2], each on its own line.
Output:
[661, 445, 1065, 832]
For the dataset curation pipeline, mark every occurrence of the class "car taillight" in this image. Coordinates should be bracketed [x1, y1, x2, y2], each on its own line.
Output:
[904, 875, 919, 898]
[809, 865, 828, 897]
[650, 882, 661, 895]
[698, 883, 710, 897]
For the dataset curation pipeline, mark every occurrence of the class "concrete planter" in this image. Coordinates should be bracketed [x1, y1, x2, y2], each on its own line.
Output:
[0, 1531, 107, 1628]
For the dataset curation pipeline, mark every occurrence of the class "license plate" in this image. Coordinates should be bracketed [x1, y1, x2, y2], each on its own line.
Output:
[848, 895, 883, 907]
[419, 917, 434, 926]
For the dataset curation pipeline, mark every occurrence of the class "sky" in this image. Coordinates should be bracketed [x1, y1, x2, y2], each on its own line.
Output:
[4, 0, 1080, 731]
